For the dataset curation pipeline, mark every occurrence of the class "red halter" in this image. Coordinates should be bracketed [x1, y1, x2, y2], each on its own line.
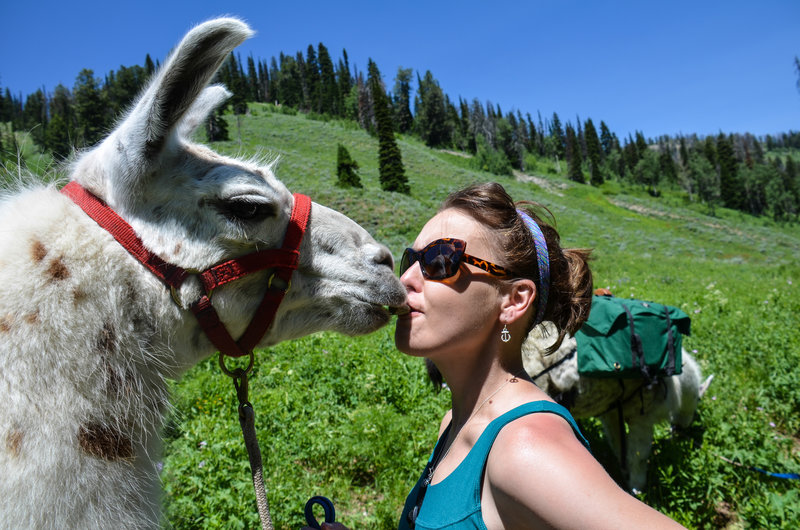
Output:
[61, 181, 311, 358]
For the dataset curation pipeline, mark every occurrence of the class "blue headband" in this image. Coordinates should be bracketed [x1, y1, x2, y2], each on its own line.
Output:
[517, 209, 550, 327]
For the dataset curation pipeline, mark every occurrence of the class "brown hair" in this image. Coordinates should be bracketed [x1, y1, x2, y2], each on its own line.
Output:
[442, 182, 593, 349]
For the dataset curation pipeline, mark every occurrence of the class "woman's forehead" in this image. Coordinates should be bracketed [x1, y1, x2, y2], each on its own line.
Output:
[415, 209, 494, 251]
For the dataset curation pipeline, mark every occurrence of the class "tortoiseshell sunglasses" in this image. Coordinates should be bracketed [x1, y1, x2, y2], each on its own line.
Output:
[399, 238, 514, 281]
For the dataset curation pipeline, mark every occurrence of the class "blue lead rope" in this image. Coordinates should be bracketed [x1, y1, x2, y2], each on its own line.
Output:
[719, 455, 800, 480]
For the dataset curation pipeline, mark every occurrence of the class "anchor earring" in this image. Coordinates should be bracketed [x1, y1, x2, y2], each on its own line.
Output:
[500, 325, 511, 343]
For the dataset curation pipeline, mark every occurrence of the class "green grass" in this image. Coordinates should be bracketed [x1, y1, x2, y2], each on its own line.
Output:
[5, 106, 800, 528]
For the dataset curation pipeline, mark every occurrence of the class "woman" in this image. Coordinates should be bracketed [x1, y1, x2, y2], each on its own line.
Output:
[310, 182, 683, 529]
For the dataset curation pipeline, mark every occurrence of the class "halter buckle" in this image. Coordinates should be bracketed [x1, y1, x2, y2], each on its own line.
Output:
[267, 271, 291, 292]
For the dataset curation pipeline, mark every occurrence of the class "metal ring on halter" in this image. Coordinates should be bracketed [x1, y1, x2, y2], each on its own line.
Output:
[169, 269, 211, 310]
[218, 350, 255, 378]
[267, 271, 291, 292]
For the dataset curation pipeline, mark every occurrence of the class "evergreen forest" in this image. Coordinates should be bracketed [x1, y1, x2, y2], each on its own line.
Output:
[1, 44, 799, 222]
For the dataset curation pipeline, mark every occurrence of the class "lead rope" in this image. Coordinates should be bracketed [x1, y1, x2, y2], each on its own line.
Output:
[221, 352, 274, 530]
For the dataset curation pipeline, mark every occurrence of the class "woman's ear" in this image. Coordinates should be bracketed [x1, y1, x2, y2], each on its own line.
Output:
[500, 279, 537, 325]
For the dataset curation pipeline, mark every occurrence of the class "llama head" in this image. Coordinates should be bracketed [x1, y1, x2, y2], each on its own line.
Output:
[523, 322, 582, 398]
[68, 18, 407, 362]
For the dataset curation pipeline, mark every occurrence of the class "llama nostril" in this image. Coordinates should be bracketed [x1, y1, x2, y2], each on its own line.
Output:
[374, 246, 394, 270]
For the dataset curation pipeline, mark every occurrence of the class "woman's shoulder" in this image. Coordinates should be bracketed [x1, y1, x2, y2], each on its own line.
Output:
[483, 408, 687, 529]
[489, 404, 585, 465]
[484, 405, 597, 498]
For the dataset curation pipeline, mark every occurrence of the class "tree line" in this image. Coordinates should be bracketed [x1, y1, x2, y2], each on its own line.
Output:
[1, 44, 799, 221]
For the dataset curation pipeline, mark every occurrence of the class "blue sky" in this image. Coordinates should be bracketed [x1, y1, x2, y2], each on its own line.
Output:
[1, 1, 798, 140]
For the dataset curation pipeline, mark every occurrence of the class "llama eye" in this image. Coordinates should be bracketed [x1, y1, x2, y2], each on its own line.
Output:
[219, 198, 275, 223]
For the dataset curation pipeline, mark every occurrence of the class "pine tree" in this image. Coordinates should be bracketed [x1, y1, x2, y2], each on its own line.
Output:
[257, 60, 269, 103]
[392, 68, 414, 134]
[565, 124, 584, 183]
[45, 84, 74, 159]
[679, 136, 689, 169]
[317, 44, 337, 115]
[269, 57, 281, 104]
[106, 64, 147, 116]
[658, 146, 677, 185]
[144, 54, 156, 79]
[304, 45, 321, 112]
[224, 54, 248, 114]
[22, 89, 48, 148]
[277, 53, 302, 108]
[634, 149, 661, 196]
[688, 152, 720, 215]
[584, 118, 603, 185]
[246, 55, 259, 102]
[622, 136, 638, 177]
[634, 131, 648, 160]
[0, 88, 13, 123]
[549, 112, 565, 160]
[73, 69, 108, 147]
[367, 59, 408, 193]
[206, 108, 229, 142]
[599, 121, 614, 156]
[336, 49, 352, 117]
[414, 70, 450, 147]
[336, 143, 362, 188]
[717, 133, 742, 210]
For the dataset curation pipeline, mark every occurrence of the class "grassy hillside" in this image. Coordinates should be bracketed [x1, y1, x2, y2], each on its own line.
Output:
[159, 105, 800, 529]
[6, 105, 799, 528]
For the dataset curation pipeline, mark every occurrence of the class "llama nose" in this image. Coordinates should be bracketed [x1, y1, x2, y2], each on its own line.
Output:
[373, 245, 395, 270]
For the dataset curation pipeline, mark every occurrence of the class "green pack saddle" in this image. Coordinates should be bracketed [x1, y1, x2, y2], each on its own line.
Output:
[575, 295, 691, 381]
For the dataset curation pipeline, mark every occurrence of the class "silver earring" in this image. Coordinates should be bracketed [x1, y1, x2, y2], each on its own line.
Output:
[500, 325, 511, 343]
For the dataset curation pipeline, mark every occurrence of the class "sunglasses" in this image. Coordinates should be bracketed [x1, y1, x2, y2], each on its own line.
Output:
[399, 238, 513, 281]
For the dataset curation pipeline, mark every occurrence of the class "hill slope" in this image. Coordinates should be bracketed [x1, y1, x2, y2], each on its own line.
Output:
[7, 104, 798, 528]
[162, 105, 800, 529]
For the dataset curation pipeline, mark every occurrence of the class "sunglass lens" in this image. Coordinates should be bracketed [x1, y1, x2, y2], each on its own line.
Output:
[399, 249, 414, 276]
[422, 241, 461, 279]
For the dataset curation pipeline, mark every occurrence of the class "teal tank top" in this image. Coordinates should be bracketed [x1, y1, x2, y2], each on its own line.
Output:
[398, 401, 589, 530]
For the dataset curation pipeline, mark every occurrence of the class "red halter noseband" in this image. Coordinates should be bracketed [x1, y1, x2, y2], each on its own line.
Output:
[61, 181, 311, 359]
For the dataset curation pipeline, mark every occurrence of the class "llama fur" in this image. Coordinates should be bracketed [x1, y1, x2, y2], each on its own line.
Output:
[523, 322, 713, 492]
[0, 18, 406, 528]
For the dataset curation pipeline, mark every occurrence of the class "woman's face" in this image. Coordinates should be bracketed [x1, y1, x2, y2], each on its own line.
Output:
[394, 208, 505, 361]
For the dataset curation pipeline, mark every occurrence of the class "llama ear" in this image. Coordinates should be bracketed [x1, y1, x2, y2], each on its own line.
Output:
[176, 85, 232, 139]
[122, 18, 252, 160]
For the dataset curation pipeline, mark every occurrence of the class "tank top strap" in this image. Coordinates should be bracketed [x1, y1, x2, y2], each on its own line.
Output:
[470, 400, 590, 459]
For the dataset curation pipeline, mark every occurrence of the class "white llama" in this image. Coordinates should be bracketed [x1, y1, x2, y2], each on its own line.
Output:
[0, 18, 407, 528]
[523, 322, 712, 493]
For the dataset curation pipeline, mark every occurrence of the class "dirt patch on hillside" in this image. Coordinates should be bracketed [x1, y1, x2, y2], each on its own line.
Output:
[437, 149, 473, 158]
[606, 198, 748, 238]
[514, 170, 568, 197]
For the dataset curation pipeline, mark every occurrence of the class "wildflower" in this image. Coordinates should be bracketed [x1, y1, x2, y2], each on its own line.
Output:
[199, 460, 206, 468]
[156, 462, 163, 472]
[198, 440, 207, 450]
[692, 349, 698, 354]
[769, 422, 776, 428]
[712, 396, 717, 401]
[694, 309, 701, 314]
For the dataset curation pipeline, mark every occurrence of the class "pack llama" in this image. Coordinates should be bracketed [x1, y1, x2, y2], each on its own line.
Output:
[523, 321, 713, 493]
[0, 18, 407, 528]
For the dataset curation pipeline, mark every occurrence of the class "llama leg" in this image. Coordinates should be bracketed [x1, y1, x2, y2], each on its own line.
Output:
[599, 408, 626, 478]
[674, 354, 704, 429]
[626, 415, 656, 493]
